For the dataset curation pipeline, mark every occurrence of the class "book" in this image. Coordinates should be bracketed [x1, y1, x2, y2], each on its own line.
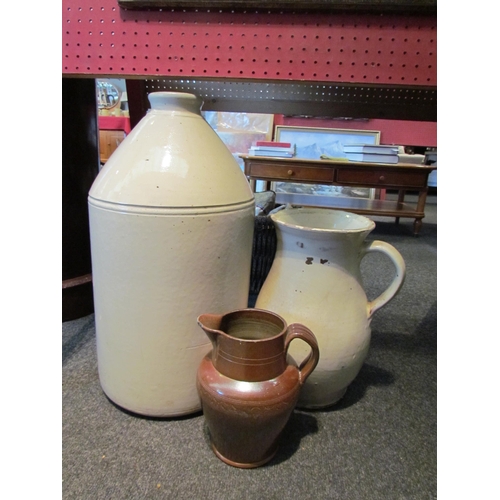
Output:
[249, 145, 295, 154]
[343, 144, 399, 154]
[345, 152, 399, 164]
[248, 149, 294, 158]
[255, 141, 292, 148]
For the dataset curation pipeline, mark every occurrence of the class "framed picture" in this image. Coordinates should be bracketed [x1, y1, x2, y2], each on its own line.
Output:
[275, 125, 381, 159]
[273, 125, 381, 203]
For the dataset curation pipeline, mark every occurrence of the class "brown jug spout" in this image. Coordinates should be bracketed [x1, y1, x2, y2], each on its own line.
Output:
[197, 313, 224, 346]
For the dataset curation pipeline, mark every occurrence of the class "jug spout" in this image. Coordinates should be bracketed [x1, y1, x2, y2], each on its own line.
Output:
[197, 313, 224, 345]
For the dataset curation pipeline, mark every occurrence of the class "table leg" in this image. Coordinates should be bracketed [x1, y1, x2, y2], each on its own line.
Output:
[413, 218, 423, 235]
[413, 188, 429, 236]
[416, 187, 428, 213]
[395, 189, 405, 224]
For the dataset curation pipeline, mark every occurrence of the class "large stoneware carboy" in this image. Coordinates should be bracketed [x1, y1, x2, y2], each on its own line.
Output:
[255, 207, 405, 409]
[88, 92, 255, 417]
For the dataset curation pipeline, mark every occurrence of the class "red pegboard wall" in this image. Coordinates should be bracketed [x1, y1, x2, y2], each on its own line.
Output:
[62, 0, 437, 85]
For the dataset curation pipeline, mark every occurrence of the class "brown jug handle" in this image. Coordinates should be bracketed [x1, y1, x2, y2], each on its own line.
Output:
[284, 323, 320, 385]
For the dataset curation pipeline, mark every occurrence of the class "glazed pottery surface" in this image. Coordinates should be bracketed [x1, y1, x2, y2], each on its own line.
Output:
[196, 308, 319, 468]
[88, 92, 255, 417]
[255, 207, 405, 409]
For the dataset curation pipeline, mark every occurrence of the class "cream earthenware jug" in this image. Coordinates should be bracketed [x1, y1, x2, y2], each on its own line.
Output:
[88, 92, 255, 417]
[255, 207, 405, 409]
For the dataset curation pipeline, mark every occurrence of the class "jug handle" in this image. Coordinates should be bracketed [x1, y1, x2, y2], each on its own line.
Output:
[284, 324, 320, 385]
[362, 240, 406, 319]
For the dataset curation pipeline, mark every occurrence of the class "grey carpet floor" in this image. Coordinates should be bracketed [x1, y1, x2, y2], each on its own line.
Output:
[62, 216, 436, 500]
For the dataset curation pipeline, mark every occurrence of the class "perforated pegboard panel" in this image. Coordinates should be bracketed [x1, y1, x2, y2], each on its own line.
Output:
[63, 0, 436, 86]
[142, 78, 436, 120]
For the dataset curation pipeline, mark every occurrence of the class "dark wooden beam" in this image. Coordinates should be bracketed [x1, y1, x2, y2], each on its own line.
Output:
[126, 79, 151, 130]
[143, 78, 437, 122]
[118, 0, 436, 15]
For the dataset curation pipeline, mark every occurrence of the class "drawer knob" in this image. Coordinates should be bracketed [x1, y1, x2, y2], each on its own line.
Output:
[287, 170, 294, 176]
[379, 175, 385, 182]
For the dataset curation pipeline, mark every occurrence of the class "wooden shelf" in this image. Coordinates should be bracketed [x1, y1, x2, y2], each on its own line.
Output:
[274, 193, 419, 217]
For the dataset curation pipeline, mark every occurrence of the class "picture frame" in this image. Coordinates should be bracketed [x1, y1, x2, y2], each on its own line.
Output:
[272, 125, 381, 203]
[275, 125, 381, 159]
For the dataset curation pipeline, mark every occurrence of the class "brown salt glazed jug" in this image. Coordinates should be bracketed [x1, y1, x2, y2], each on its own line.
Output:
[196, 308, 320, 468]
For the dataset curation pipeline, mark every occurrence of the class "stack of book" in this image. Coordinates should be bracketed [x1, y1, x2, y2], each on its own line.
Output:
[248, 141, 295, 158]
[343, 144, 399, 164]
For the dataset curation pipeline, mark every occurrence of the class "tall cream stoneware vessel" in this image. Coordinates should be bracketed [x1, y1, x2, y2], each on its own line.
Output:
[88, 92, 255, 417]
[255, 207, 405, 409]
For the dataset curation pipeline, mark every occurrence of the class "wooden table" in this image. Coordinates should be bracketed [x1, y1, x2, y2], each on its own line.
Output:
[240, 155, 436, 235]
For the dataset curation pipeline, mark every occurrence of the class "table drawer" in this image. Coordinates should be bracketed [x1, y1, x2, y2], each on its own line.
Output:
[336, 168, 428, 188]
[246, 163, 334, 183]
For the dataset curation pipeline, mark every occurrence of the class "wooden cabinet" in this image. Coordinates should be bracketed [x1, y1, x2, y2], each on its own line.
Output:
[99, 129, 126, 163]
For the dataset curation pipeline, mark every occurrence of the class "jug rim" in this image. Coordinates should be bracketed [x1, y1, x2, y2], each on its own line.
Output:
[147, 91, 204, 114]
[148, 91, 201, 101]
[270, 207, 376, 233]
[199, 308, 288, 343]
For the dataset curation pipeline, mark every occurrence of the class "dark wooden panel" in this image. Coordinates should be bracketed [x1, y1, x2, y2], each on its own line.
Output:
[62, 77, 99, 321]
[126, 79, 150, 130]
[118, 0, 437, 14]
